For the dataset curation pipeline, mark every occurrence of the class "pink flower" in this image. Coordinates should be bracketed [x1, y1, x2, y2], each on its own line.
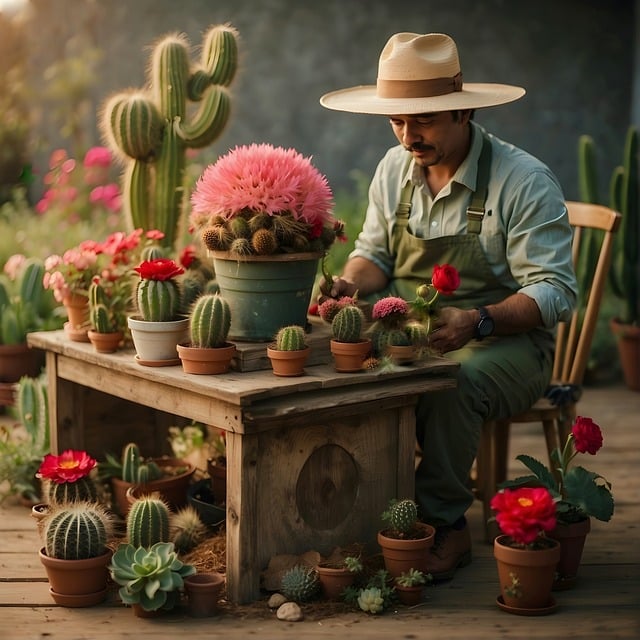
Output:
[571, 416, 603, 455]
[83, 146, 112, 169]
[36, 449, 97, 484]
[372, 296, 409, 320]
[190, 143, 333, 226]
[490, 487, 557, 546]
[3, 254, 27, 279]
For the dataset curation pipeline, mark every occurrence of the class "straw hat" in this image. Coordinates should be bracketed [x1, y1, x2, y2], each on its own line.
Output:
[320, 32, 525, 115]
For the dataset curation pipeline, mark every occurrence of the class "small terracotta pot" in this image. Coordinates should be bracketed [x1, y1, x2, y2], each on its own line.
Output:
[315, 563, 356, 600]
[385, 344, 416, 365]
[63, 294, 89, 330]
[184, 572, 225, 617]
[87, 330, 124, 354]
[549, 517, 591, 589]
[266, 346, 310, 377]
[494, 535, 560, 610]
[377, 523, 435, 579]
[394, 583, 424, 606]
[177, 343, 236, 375]
[330, 339, 371, 372]
[206, 459, 227, 505]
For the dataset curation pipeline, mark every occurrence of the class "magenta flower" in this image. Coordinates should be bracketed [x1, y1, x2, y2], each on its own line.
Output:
[372, 296, 409, 321]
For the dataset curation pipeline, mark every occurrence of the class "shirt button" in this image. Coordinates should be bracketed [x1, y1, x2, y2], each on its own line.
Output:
[431, 220, 438, 228]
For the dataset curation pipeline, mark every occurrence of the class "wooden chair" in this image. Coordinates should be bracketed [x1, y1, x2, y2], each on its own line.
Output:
[475, 201, 622, 541]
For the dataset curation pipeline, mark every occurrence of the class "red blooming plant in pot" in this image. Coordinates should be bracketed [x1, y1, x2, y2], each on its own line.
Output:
[490, 487, 560, 614]
[500, 416, 614, 589]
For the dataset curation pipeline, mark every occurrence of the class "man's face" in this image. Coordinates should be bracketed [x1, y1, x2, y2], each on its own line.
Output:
[388, 110, 469, 168]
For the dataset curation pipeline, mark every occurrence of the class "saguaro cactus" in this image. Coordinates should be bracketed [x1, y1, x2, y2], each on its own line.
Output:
[101, 25, 239, 249]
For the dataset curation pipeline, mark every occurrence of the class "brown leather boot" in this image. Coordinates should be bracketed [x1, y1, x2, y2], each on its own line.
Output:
[425, 522, 472, 581]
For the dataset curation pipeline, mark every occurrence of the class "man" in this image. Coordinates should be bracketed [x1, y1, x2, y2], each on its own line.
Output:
[319, 32, 577, 579]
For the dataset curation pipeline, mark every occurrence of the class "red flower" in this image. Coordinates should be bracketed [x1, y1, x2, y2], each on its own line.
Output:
[179, 245, 197, 269]
[490, 487, 557, 545]
[431, 263, 460, 296]
[36, 449, 97, 484]
[134, 258, 184, 281]
[571, 416, 603, 455]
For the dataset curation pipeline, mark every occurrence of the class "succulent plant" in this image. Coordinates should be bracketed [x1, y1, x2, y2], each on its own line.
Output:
[357, 586, 385, 614]
[274, 325, 307, 351]
[280, 565, 320, 603]
[331, 304, 365, 343]
[171, 505, 207, 553]
[189, 293, 231, 348]
[109, 541, 196, 612]
[101, 25, 238, 250]
[395, 568, 428, 587]
[126, 494, 171, 548]
[43, 502, 112, 560]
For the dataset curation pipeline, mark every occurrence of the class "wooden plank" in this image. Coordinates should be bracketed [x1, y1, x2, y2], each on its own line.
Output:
[0, 553, 46, 579]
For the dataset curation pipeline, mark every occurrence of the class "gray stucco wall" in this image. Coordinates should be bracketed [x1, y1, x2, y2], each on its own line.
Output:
[25, 0, 635, 202]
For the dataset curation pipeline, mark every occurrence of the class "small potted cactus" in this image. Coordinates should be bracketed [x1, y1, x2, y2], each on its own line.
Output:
[177, 293, 236, 374]
[266, 324, 310, 377]
[38, 501, 114, 607]
[315, 554, 362, 601]
[394, 568, 431, 606]
[127, 257, 189, 364]
[327, 301, 371, 372]
[377, 498, 436, 578]
[87, 279, 128, 353]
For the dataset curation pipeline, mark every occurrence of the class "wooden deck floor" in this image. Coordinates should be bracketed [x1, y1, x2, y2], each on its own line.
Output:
[0, 383, 638, 639]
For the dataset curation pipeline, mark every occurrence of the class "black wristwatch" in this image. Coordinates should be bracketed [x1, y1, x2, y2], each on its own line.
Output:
[475, 306, 495, 340]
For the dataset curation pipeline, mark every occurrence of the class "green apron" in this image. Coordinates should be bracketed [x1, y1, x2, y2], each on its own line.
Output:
[383, 136, 554, 526]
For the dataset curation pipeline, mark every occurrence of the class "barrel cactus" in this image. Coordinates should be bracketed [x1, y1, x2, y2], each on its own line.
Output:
[171, 505, 207, 553]
[274, 325, 307, 351]
[135, 267, 183, 322]
[331, 305, 365, 343]
[47, 476, 97, 505]
[126, 494, 171, 548]
[280, 565, 320, 603]
[189, 293, 231, 348]
[382, 498, 419, 536]
[101, 25, 239, 250]
[43, 502, 112, 560]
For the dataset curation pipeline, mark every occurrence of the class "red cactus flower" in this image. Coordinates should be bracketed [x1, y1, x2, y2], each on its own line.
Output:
[37, 449, 97, 484]
[134, 258, 184, 281]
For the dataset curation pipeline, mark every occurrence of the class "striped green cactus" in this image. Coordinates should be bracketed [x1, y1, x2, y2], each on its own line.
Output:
[89, 281, 115, 333]
[274, 325, 306, 351]
[44, 502, 111, 560]
[331, 305, 365, 343]
[136, 278, 181, 322]
[17, 375, 49, 453]
[382, 498, 418, 535]
[121, 443, 141, 483]
[127, 495, 171, 548]
[47, 476, 97, 505]
[101, 25, 238, 250]
[404, 321, 429, 348]
[189, 293, 231, 348]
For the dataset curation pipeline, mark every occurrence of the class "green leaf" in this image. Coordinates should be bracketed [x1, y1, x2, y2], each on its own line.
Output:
[563, 466, 615, 521]
[514, 454, 559, 491]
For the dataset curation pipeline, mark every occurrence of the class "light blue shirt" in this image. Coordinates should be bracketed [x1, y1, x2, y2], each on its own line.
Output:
[350, 122, 577, 328]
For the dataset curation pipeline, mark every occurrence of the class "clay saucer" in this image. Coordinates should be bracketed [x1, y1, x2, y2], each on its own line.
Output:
[134, 355, 181, 367]
[496, 595, 558, 616]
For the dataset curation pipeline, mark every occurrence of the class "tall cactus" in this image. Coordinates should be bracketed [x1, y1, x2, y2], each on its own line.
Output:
[44, 502, 111, 560]
[17, 375, 49, 454]
[126, 495, 171, 549]
[121, 442, 162, 484]
[101, 25, 239, 250]
[189, 293, 230, 348]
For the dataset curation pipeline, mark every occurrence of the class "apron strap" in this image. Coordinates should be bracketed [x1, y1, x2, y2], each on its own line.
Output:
[394, 133, 493, 235]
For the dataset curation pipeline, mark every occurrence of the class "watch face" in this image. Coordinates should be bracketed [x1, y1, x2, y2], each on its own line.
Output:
[479, 318, 494, 337]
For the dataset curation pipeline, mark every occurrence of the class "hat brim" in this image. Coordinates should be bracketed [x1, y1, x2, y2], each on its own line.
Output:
[320, 83, 525, 115]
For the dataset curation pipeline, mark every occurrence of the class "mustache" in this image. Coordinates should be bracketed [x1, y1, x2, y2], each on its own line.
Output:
[406, 142, 434, 152]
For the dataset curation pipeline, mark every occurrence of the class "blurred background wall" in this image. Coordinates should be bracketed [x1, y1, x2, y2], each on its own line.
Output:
[1, 0, 636, 201]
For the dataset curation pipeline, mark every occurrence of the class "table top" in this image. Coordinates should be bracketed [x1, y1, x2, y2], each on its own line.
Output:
[29, 330, 458, 413]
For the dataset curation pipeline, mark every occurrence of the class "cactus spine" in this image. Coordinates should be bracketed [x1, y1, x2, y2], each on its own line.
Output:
[190, 293, 230, 348]
[274, 325, 306, 351]
[101, 25, 238, 250]
[48, 476, 97, 505]
[382, 498, 418, 535]
[136, 278, 181, 322]
[44, 502, 111, 560]
[127, 495, 171, 548]
[331, 305, 365, 343]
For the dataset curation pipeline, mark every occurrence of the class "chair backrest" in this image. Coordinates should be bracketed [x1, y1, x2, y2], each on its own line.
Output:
[552, 201, 622, 385]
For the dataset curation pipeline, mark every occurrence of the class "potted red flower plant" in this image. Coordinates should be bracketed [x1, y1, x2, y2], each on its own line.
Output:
[500, 415, 614, 588]
[490, 486, 560, 614]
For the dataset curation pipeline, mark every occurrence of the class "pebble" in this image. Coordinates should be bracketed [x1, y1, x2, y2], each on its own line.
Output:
[276, 602, 303, 621]
[268, 593, 287, 609]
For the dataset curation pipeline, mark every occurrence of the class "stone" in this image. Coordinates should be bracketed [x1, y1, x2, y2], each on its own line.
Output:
[268, 593, 287, 609]
[276, 602, 303, 622]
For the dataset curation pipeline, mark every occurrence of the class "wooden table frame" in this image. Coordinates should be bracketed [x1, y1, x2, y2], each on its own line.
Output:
[28, 331, 458, 603]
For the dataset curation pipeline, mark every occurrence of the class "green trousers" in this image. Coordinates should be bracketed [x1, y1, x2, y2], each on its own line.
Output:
[414, 332, 553, 527]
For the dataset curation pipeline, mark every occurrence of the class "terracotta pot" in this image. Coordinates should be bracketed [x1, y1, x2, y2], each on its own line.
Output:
[0, 381, 17, 407]
[87, 330, 124, 354]
[31, 503, 49, 522]
[0, 343, 45, 383]
[610, 319, 640, 391]
[266, 346, 310, 377]
[330, 339, 372, 373]
[494, 535, 560, 611]
[394, 583, 424, 606]
[177, 343, 236, 375]
[128, 316, 189, 364]
[132, 603, 164, 618]
[206, 459, 227, 505]
[184, 572, 225, 617]
[385, 344, 416, 365]
[38, 547, 112, 607]
[63, 293, 90, 330]
[111, 457, 195, 517]
[549, 517, 591, 589]
[377, 523, 436, 579]
[64, 321, 90, 343]
[315, 563, 357, 600]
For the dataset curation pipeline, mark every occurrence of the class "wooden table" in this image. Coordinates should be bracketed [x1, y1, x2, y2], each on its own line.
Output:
[28, 330, 458, 603]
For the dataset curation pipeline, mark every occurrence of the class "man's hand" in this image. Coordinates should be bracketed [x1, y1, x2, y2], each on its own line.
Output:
[428, 306, 476, 353]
